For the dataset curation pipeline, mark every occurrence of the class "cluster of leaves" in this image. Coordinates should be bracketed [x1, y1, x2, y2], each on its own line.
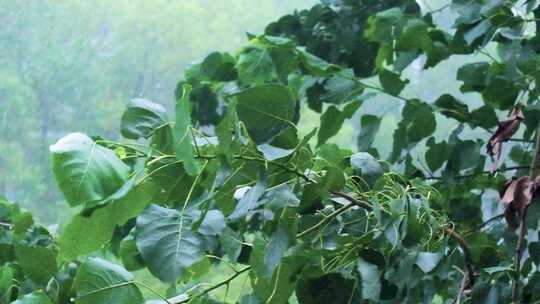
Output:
[6, 0, 540, 303]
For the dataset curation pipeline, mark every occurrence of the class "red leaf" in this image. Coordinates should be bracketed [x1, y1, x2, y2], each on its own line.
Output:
[487, 106, 524, 171]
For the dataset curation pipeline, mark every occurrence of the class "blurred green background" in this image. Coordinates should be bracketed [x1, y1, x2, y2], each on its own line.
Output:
[0, 0, 317, 224]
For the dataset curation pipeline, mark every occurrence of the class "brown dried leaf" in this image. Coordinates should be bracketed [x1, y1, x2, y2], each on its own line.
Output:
[487, 106, 524, 171]
[501, 176, 535, 229]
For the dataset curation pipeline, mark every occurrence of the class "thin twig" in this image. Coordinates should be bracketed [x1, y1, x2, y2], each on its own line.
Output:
[474, 214, 505, 231]
[429, 3, 450, 14]
[297, 202, 356, 238]
[180, 266, 251, 303]
[428, 166, 531, 180]
[331, 191, 373, 211]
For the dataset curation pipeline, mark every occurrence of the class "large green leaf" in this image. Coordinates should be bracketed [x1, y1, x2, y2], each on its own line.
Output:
[59, 205, 116, 260]
[14, 244, 57, 285]
[72, 257, 143, 304]
[231, 84, 296, 144]
[174, 84, 200, 176]
[120, 98, 169, 140]
[50, 133, 130, 207]
[58, 179, 157, 260]
[136, 204, 204, 283]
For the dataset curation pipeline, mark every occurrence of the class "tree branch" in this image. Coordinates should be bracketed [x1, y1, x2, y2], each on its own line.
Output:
[511, 123, 540, 303]
[445, 226, 474, 304]
[0, 222, 13, 228]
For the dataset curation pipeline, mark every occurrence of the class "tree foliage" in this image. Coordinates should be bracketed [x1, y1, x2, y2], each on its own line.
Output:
[5, 0, 540, 303]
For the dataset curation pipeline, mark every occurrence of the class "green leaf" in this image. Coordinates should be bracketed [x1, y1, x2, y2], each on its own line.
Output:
[357, 115, 381, 152]
[232, 84, 296, 144]
[298, 48, 335, 76]
[404, 100, 436, 142]
[318, 100, 362, 146]
[434, 94, 470, 123]
[0, 265, 13, 303]
[50, 133, 130, 208]
[365, 8, 405, 43]
[379, 69, 408, 96]
[457, 62, 520, 110]
[256, 144, 293, 161]
[236, 47, 277, 85]
[357, 258, 381, 301]
[12, 291, 53, 304]
[415, 252, 442, 273]
[72, 257, 143, 304]
[14, 244, 57, 285]
[321, 167, 346, 192]
[59, 205, 116, 260]
[220, 227, 242, 261]
[264, 228, 289, 277]
[425, 138, 448, 172]
[316, 143, 345, 168]
[350, 152, 382, 184]
[12, 211, 34, 235]
[200, 51, 237, 81]
[196, 210, 226, 236]
[59, 180, 157, 260]
[321, 69, 363, 104]
[120, 98, 169, 140]
[136, 204, 204, 283]
[457, 62, 489, 93]
[174, 84, 200, 176]
[216, 100, 238, 161]
[109, 181, 159, 226]
[229, 175, 267, 221]
[120, 235, 145, 271]
[250, 254, 302, 304]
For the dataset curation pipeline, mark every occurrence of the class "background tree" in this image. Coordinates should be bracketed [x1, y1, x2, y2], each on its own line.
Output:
[0, 0, 316, 223]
